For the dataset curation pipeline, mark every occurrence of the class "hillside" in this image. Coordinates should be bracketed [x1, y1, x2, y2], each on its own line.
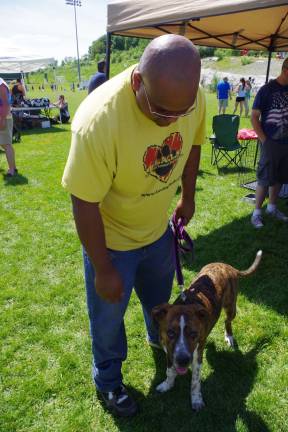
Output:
[201, 56, 283, 89]
[26, 55, 283, 91]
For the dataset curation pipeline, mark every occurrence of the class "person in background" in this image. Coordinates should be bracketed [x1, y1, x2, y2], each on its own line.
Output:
[250, 58, 288, 228]
[88, 59, 107, 94]
[244, 79, 252, 117]
[233, 77, 246, 116]
[11, 78, 26, 106]
[0, 77, 18, 176]
[62, 34, 205, 417]
[216, 76, 232, 114]
[54, 95, 70, 124]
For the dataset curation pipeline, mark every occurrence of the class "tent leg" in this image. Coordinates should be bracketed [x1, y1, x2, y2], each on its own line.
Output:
[106, 32, 112, 80]
[265, 50, 272, 84]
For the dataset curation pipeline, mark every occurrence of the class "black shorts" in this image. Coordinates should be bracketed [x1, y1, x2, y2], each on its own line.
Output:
[236, 96, 245, 102]
[257, 138, 288, 186]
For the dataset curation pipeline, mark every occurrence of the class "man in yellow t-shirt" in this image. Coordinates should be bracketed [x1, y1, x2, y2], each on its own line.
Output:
[62, 34, 205, 416]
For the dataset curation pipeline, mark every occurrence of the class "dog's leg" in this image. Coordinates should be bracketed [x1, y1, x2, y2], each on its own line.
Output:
[224, 283, 237, 348]
[191, 346, 205, 411]
[225, 308, 236, 348]
[224, 329, 234, 347]
[224, 316, 235, 347]
[156, 366, 177, 393]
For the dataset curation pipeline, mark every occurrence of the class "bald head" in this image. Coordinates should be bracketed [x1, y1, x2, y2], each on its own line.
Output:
[132, 35, 201, 126]
[139, 34, 200, 84]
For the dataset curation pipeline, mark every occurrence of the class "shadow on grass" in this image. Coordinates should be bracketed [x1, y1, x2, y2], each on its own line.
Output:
[201, 340, 269, 432]
[182, 211, 288, 316]
[110, 339, 269, 432]
[215, 166, 253, 176]
[1, 170, 28, 186]
[20, 125, 68, 136]
[198, 169, 215, 178]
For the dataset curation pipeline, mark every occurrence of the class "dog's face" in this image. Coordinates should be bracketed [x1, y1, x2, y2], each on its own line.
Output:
[152, 303, 209, 375]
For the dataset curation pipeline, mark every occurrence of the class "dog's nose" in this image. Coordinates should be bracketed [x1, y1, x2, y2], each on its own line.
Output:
[175, 352, 191, 367]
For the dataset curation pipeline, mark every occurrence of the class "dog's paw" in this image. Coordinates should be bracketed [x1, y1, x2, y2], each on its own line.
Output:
[191, 399, 205, 411]
[225, 332, 234, 348]
[156, 381, 172, 393]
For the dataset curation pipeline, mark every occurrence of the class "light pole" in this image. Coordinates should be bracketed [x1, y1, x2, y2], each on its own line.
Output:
[65, 0, 82, 85]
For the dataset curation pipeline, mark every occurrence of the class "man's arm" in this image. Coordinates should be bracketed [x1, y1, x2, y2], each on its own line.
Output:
[174, 145, 201, 224]
[251, 109, 266, 143]
[71, 195, 123, 303]
[228, 85, 232, 99]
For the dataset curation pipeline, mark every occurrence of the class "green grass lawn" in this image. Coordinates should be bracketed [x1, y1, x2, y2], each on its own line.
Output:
[1, 89, 288, 432]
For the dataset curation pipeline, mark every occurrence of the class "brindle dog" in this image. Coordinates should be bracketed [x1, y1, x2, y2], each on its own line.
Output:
[152, 250, 262, 411]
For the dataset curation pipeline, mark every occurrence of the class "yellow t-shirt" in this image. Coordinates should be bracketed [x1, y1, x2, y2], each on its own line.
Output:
[62, 66, 206, 250]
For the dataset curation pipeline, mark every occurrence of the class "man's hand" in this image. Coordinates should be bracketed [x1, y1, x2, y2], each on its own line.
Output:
[174, 198, 195, 226]
[95, 263, 124, 303]
[251, 109, 266, 144]
[71, 196, 123, 303]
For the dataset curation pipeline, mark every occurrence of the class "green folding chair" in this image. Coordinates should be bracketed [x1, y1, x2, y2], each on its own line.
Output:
[210, 114, 247, 170]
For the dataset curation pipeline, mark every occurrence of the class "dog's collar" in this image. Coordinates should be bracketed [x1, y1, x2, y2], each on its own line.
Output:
[174, 275, 220, 313]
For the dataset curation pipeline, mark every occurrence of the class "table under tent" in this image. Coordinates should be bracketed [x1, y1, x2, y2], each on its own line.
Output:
[0, 56, 58, 132]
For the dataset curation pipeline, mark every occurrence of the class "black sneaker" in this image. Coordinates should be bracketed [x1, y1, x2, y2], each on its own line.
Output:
[99, 384, 138, 417]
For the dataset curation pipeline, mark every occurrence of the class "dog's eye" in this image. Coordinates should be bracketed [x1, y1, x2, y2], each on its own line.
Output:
[167, 329, 176, 339]
[187, 330, 198, 339]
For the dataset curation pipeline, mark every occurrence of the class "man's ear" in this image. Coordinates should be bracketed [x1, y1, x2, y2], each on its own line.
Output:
[151, 303, 171, 323]
[131, 69, 142, 92]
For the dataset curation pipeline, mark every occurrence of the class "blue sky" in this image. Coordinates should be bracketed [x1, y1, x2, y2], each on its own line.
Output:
[1, 0, 108, 61]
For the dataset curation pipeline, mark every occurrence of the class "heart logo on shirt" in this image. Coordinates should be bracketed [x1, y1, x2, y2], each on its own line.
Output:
[143, 132, 183, 183]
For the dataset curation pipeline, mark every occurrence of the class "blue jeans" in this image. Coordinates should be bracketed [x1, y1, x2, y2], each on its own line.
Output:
[83, 226, 175, 392]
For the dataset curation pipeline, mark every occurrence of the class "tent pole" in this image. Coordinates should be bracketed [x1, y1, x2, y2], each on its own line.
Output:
[106, 32, 112, 80]
[265, 50, 272, 83]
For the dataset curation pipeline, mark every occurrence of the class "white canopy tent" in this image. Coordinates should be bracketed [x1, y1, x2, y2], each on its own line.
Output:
[106, 0, 288, 80]
[0, 57, 56, 86]
[0, 57, 55, 74]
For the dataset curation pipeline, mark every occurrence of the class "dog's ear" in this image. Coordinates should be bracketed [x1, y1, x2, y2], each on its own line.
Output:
[151, 303, 171, 323]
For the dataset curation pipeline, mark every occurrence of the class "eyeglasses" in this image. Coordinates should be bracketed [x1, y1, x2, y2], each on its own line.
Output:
[141, 79, 197, 119]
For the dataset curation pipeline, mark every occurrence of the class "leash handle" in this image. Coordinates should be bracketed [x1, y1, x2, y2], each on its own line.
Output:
[171, 213, 194, 301]
[172, 213, 194, 257]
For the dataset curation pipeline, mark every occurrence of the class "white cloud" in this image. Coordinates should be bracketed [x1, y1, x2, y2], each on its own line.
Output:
[0, 0, 108, 61]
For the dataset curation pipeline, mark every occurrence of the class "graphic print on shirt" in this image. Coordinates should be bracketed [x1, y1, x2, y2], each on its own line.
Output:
[266, 91, 288, 140]
[143, 132, 183, 183]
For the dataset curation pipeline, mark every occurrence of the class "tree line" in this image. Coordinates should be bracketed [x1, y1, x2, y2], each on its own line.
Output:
[88, 35, 269, 62]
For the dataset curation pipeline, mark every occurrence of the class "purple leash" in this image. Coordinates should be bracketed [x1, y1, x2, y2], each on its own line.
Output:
[170, 213, 194, 301]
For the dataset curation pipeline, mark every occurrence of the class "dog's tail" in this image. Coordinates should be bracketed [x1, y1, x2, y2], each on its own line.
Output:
[238, 250, 262, 277]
